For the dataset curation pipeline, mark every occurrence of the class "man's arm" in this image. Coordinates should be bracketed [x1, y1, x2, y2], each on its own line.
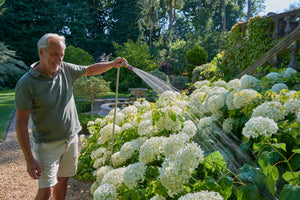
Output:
[84, 57, 127, 76]
[15, 110, 41, 179]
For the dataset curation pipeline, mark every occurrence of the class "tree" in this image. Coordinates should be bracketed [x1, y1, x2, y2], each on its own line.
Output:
[73, 76, 111, 118]
[186, 44, 208, 81]
[109, 0, 141, 45]
[247, 0, 252, 19]
[64, 45, 94, 66]
[222, 0, 226, 31]
[0, 43, 29, 88]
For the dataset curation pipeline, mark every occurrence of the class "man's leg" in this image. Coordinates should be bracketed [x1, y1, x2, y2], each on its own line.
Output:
[35, 187, 53, 200]
[53, 177, 69, 200]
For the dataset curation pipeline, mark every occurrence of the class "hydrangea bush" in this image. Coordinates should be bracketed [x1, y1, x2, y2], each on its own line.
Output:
[77, 68, 300, 200]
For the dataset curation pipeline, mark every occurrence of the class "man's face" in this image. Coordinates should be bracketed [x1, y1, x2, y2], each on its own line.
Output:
[39, 37, 65, 74]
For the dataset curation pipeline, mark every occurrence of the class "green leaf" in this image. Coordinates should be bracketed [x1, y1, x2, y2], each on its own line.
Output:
[238, 164, 265, 185]
[204, 151, 226, 172]
[271, 143, 286, 152]
[282, 171, 300, 185]
[279, 185, 300, 200]
[168, 111, 177, 122]
[218, 176, 233, 200]
[236, 183, 261, 200]
[292, 149, 300, 154]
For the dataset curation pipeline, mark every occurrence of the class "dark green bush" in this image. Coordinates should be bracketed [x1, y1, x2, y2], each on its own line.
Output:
[186, 45, 208, 81]
[150, 69, 169, 82]
[171, 75, 188, 91]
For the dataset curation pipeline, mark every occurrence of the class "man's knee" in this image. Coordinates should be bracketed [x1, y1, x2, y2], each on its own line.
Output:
[57, 177, 69, 184]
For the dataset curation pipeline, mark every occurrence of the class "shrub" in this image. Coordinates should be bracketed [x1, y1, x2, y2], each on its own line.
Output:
[186, 45, 208, 81]
[171, 75, 188, 91]
[149, 69, 169, 82]
[64, 45, 94, 65]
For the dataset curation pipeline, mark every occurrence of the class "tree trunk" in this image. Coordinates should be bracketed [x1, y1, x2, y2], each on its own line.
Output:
[247, 0, 251, 20]
[222, 0, 226, 31]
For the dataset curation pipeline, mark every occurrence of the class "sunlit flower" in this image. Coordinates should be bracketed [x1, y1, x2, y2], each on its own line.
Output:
[163, 133, 189, 158]
[138, 120, 156, 136]
[121, 122, 133, 131]
[93, 183, 117, 200]
[194, 80, 210, 88]
[178, 190, 223, 200]
[121, 105, 137, 118]
[207, 94, 225, 114]
[87, 121, 95, 127]
[181, 120, 197, 138]
[157, 90, 177, 107]
[98, 124, 122, 144]
[284, 98, 300, 114]
[233, 89, 260, 109]
[213, 80, 227, 88]
[156, 107, 182, 132]
[94, 166, 113, 183]
[123, 162, 147, 189]
[252, 101, 286, 121]
[101, 167, 126, 189]
[271, 83, 289, 94]
[150, 195, 166, 200]
[91, 147, 110, 160]
[240, 75, 259, 89]
[111, 152, 127, 168]
[242, 116, 278, 138]
[227, 79, 241, 90]
[139, 136, 166, 164]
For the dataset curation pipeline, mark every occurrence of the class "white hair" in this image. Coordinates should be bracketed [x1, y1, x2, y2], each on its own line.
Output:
[37, 33, 66, 50]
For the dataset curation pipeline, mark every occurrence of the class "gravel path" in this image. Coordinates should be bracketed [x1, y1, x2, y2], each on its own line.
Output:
[0, 112, 92, 200]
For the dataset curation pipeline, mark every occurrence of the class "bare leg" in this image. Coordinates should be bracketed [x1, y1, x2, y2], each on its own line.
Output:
[53, 177, 69, 200]
[35, 187, 53, 200]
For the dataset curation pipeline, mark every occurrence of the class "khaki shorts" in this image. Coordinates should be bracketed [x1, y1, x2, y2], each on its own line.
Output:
[33, 134, 78, 188]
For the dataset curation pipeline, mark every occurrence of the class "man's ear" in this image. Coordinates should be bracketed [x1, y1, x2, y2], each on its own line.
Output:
[38, 48, 44, 56]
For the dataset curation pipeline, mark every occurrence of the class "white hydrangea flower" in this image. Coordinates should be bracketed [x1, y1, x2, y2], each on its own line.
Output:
[108, 107, 120, 116]
[139, 136, 167, 164]
[242, 117, 278, 138]
[227, 79, 241, 90]
[207, 94, 225, 113]
[222, 118, 235, 134]
[178, 190, 223, 200]
[141, 100, 151, 110]
[142, 111, 152, 121]
[79, 134, 86, 144]
[91, 147, 110, 160]
[281, 67, 297, 78]
[93, 151, 111, 169]
[107, 112, 125, 126]
[101, 167, 126, 189]
[157, 90, 177, 107]
[121, 105, 137, 118]
[190, 90, 206, 103]
[240, 75, 259, 89]
[123, 162, 147, 189]
[213, 80, 227, 88]
[271, 83, 289, 94]
[206, 86, 228, 99]
[122, 122, 133, 131]
[94, 166, 113, 183]
[160, 142, 204, 195]
[150, 194, 166, 200]
[119, 137, 147, 162]
[181, 120, 197, 138]
[90, 181, 100, 195]
[133, 101, 142, 109]
[98, 124, 122, 144]
[111, 152, 127, 168]
[174, 100, 188, 109]
[94, 118, 102, 124]
[87, 121, 95, 127]
[266, 72, 281, 81]
[233, 89, 260, 109]
[138, 120, 155, 136]
[194, 80, 210, 88]
[163, 133, 189, 158]
[226, 90, 238, 110]
[156, 107, 182, 132]
[284, 98, 300, 114]
[252, 101, 286, 121]
[93, 183, 117, 200]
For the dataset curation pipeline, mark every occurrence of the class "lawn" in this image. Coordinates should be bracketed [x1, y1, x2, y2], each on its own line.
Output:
[0, 89, 15, 141]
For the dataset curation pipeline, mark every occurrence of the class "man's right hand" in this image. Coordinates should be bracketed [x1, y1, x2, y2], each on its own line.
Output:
[27, 159, 41, 179]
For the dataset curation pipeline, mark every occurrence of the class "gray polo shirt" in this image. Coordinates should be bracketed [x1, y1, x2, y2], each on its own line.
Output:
[15, 62, 86, 143]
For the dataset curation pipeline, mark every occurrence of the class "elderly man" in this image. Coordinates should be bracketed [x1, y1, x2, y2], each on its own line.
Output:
[15, 33, 127, 200]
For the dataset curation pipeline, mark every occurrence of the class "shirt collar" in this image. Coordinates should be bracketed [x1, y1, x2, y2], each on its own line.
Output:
[29, 61, 62, 78]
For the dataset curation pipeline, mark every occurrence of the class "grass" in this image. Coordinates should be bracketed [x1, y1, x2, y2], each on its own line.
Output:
[0, 89, 15, 141]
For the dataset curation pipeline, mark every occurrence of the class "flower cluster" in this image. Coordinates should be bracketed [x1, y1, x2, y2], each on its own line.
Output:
[242, 116, 278, 138]
[178, 190, 223, 200]
[252, 101, 286, 121]
[123, 162, 147, 189]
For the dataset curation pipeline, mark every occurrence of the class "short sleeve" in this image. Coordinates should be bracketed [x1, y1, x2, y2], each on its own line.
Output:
[15, 79, 33, 110]
[62, 62, 86, 81]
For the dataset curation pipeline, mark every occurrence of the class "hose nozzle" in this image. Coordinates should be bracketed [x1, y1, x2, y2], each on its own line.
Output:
[123, 63, 133, 70]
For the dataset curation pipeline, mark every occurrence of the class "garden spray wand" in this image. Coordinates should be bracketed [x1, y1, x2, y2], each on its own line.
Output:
[110, 63, 132, 167]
